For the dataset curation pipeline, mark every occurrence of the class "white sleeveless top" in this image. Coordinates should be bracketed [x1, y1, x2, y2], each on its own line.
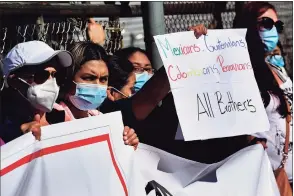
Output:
[253, 93, 293, 181]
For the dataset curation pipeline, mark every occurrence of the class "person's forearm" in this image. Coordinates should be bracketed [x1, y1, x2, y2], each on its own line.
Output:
[132, 66, 170, 120]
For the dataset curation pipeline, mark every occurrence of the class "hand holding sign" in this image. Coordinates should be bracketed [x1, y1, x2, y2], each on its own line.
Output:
[189, 24, 208, 39]
[154, 29, 269, 141]
[123, 126, 139, 149]
[20, 114, 49, 141]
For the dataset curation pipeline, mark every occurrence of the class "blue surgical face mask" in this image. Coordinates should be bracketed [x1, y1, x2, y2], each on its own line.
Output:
[134, 71, 153, 93]
[69, 82, 107, 111]
[266, 55, 285, 67]
[259, 26, 279, 52]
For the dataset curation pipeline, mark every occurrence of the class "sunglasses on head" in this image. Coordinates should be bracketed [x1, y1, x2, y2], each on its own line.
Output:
[257, 17, 284, 33]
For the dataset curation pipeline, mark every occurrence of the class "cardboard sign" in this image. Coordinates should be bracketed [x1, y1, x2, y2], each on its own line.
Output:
[154, 29, 270, 140]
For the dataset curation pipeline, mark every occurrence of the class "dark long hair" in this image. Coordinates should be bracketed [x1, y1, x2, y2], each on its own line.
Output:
[233, 2, 288, 117]
[277, 41, 292, 80]
[114, 47, 150, 68]
[69, 41, 108, 76]
[114, 47, 148, 60]
[108, 55, 134, 91]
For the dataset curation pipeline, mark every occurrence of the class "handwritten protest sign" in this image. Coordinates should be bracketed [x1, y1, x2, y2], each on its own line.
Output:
[154, 29, 270, 140]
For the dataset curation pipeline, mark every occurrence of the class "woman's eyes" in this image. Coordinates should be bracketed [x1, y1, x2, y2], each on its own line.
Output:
[19, 74, 34, 80]
[80, 74, 108, 84]
[99, 76, 108, 83]
[81, 75, 97, 81]
[133, 67, 142, 71]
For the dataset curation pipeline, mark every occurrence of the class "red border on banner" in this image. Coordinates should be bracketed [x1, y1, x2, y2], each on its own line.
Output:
[1, 134, 128, 196]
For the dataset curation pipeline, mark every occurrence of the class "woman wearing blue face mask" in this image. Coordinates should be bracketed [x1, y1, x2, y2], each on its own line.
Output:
[99, 54, 164, 142]
[232, 2, 293, 184]
[59, 42, 109, 117]
[256, 6, 292, 111]
[189, 2, 292, 185]
[233, 2, 292, 109]
[62, 42, 139, 147]
[22, 42, 140, 148]
[114, 47, 155, 93]
[106, 55, 136, 101]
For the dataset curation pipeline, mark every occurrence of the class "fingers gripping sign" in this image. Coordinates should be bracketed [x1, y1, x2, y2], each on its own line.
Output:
[123, 126, 139, 150]
[20, 114, 49, 141]
[189, 24, 208, 39]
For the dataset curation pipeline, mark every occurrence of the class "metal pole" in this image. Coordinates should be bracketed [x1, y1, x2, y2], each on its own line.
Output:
[0, 2, 142, 17]
[141, 2, 165, 70]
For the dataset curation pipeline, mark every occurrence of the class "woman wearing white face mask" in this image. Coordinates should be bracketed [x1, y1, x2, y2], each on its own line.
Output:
[1, 41, 73, 142]
[18, 20, 166, 148]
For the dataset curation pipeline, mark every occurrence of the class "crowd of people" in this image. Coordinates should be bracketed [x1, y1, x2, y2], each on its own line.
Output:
[0, 1, 293, 193]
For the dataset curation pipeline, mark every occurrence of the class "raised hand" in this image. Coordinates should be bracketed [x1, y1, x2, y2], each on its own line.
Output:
[189, 24, 208, 39]
[87, 18, 106, 45]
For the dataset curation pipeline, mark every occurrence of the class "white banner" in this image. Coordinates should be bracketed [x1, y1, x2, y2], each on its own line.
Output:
[1, 112, 133, 196]
[154, 29, 270, 141]
[1, 112, 279, 196]
[132, 144, 279, 196]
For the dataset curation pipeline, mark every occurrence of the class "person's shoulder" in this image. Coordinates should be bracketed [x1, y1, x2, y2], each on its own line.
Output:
[48, 102, 74, 123]
[99, 99, 116, 113]
[100, 98, 131, 113]
[115, 98, 132, 109]
[266, 92, 281, 112]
